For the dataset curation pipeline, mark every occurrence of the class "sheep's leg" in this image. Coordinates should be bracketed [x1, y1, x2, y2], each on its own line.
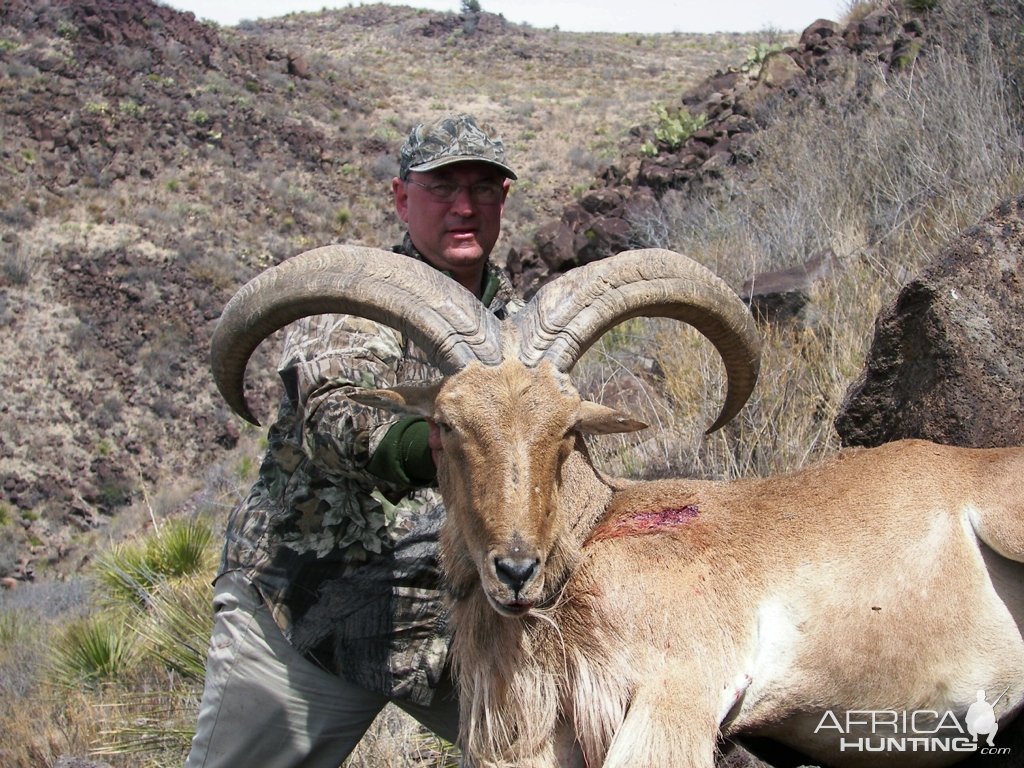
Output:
[601, 675, 719, 768]
[970, 504, 1024, 563]
[968, 450, 1024, 563]
[968, 501, 1024, 640]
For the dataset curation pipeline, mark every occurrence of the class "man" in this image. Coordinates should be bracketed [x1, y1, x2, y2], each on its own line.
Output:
[186, 114, 520, 768]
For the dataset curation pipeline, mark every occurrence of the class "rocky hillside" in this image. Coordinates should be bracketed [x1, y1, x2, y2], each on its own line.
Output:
[0, 0, 981, 581]
[0, 0, 770, 581]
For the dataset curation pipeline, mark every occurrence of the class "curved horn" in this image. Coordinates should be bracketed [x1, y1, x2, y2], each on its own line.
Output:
[512, 248, 760, 433]
[211, 244, 503, 425]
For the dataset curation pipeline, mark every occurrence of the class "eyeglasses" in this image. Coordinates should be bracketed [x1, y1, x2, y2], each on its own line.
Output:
[405, 178, 505, 205]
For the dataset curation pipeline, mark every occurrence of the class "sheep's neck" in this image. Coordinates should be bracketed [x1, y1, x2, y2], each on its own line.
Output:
[561, 439, 620, 544]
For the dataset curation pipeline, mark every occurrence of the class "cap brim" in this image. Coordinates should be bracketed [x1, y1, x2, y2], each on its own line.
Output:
[408, 155, 518, 180]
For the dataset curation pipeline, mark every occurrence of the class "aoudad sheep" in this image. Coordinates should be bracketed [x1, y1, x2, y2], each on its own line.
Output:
[212, 245, 1024, 768]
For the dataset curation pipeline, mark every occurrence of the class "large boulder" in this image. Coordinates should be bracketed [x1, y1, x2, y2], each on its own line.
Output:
[836, 195, 1024, 448]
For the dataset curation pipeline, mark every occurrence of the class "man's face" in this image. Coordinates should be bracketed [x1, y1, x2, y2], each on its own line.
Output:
[393, 161, 510, 277]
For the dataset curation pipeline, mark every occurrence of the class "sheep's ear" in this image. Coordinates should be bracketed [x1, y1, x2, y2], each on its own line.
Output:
[575, 400, 648, 435]
[349, 382, 441, 418]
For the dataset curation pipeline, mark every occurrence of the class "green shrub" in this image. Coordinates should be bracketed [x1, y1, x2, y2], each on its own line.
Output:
[56, 19, 77, 39]
[118, 98, 146, 117]
[135, 574, 213, 681]
[641, 103, 706, 155]
[98, 477, 135, 509]
[150, 518, 214, 579]
[94, 517, 215, 610]
[50, 614, 136, 686]
[741, 42, 785, 75]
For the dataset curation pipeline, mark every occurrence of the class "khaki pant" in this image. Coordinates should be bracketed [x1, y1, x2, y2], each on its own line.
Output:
[185, 571, 460, 768]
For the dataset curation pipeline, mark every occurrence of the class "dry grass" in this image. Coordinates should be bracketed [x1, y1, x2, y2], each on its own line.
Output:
[0, 427, 265, 767]
[619, 0, 1024, 483]
[3, 1, 1024, 766]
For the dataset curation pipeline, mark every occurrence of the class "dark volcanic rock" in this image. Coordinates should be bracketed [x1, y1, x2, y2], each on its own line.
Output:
[836, 195, 1024, 449]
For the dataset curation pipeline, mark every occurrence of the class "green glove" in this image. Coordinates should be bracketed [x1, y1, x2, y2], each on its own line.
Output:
[366, 417, 436, 486]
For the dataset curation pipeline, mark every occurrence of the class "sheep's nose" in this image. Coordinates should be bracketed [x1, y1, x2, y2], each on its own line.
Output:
[494, 556, 539, 593]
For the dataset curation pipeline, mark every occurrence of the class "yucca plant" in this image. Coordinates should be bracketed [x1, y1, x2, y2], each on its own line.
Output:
[50, 613, 137, 687]
[63, 518, 219, 764]
[135, 572, 214, 682]
[94, 517, 216, 611]
[147, 517, 215, 580]
[94, 540, 161, 610]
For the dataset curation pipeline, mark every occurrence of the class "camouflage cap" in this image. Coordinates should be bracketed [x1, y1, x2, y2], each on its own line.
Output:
[399, 114, 517, 180]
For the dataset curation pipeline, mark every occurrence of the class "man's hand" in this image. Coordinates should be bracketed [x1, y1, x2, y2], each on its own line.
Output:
[427, 419, 444, 468]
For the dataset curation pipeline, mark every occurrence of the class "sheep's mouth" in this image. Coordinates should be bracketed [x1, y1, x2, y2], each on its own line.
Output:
[481, 577, 542, 617]
[494, 597, 535, 617]
[478, 548, 573, 618]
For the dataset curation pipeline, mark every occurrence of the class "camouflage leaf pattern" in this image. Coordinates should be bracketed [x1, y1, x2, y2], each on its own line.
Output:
[219, 240, 520, 706]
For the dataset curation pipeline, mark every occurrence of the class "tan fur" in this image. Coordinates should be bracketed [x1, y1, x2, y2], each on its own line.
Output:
[365, 361, 1024, 768]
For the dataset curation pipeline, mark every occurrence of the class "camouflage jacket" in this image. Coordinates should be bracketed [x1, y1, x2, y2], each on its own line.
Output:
[220, 236, 521, 706]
